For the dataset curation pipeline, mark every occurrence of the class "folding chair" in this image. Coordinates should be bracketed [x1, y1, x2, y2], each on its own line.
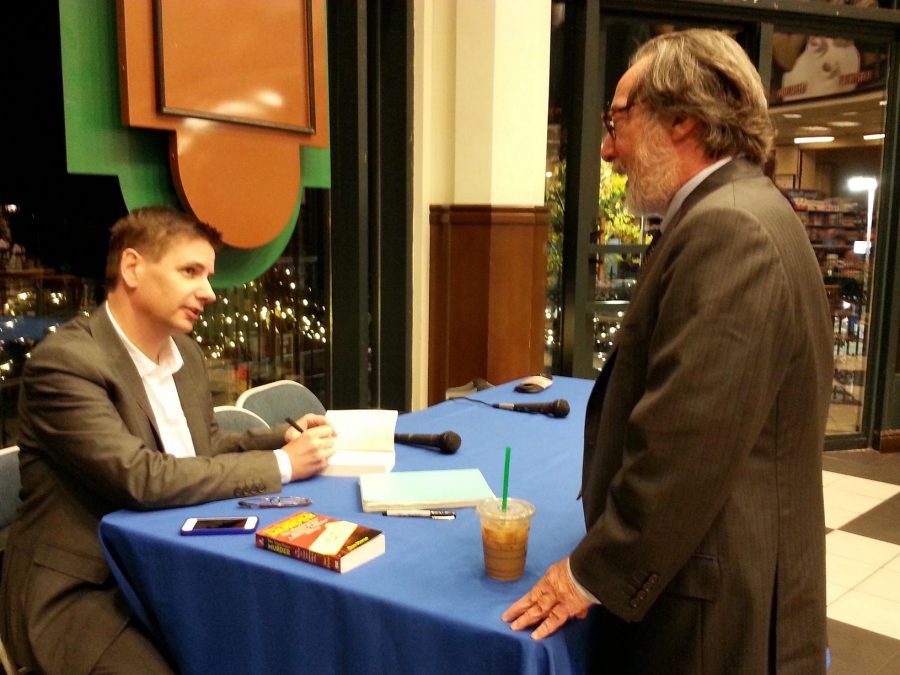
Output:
[213, 406, 271, 433]
[235, 380, 325, 426]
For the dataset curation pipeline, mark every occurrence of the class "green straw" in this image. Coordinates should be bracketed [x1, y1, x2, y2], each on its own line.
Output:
[501, 446, 511, 512]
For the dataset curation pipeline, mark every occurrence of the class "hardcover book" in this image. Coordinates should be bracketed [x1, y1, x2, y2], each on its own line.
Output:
[255, 511, 385, 573]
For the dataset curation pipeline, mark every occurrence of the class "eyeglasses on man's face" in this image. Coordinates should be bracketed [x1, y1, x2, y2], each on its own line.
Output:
[602, 101, 637, 139]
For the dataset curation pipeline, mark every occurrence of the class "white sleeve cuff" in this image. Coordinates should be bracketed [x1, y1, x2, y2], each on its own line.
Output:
[567, 558, 602, 604]
[273, 448, 292, 484]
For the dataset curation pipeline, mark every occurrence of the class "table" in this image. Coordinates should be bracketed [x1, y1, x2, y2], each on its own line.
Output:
[100, 376, 598, 675]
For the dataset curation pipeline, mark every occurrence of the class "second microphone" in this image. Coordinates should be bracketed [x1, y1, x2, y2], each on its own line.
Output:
[491, 399, 570, 418]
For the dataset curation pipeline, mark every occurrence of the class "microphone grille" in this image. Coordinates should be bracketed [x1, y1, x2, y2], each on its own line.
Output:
[441, 431, 462, 453]
[553, 399, 571, 418]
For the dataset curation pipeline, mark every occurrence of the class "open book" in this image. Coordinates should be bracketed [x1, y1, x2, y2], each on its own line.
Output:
[321, 409, 398, 477]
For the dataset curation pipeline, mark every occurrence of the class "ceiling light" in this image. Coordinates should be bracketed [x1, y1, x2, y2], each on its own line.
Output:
[782, 113, 802, 119]
[863, 133, 885, 141]
[840, 111, 859, 116]
[828, 120, 860, 127]
[794, 136, 834, 144]
[880, 100, 887, 106]
[798, 125, 831, 132]
[847, 176, 877, 192]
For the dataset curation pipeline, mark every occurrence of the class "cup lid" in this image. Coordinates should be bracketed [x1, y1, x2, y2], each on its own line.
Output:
[476, 497, 535, 520]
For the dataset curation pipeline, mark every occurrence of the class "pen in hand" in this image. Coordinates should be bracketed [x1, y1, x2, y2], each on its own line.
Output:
[284, 417, 304, 434]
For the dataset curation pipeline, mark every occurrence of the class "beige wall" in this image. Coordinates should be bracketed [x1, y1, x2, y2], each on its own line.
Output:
[411, 0, 551, 409]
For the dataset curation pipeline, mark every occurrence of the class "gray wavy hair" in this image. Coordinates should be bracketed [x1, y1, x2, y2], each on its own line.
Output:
[630, 29, 774, 165]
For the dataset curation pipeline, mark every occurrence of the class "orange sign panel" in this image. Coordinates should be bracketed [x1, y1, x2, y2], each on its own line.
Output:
[117, 0, 328, 248]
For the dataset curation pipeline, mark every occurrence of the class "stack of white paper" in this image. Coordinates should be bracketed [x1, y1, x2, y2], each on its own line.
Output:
[321, 409, 398, 477]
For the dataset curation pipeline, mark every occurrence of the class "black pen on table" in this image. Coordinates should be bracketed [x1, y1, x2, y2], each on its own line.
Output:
[284, 417, 304, 434]
[383, 509, 456, 520]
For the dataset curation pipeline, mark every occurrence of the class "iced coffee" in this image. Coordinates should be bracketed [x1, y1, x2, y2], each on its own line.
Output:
[477, 498, 535, 581]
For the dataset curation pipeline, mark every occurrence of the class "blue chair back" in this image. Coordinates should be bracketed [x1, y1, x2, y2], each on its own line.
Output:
[235, 380, 325, 427]
[213, 406, 271, 433]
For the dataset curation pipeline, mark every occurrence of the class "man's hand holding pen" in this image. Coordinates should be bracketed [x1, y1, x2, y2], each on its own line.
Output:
[283, 414, 336, 480]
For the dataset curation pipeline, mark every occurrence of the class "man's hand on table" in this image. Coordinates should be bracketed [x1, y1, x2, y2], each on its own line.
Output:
[502, 557, 592, 640]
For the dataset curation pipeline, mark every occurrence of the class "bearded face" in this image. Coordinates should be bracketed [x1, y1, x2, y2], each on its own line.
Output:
[616, 116, 682, 218]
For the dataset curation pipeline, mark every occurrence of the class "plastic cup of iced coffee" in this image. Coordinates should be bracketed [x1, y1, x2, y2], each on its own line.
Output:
[476, 498, 536, 581]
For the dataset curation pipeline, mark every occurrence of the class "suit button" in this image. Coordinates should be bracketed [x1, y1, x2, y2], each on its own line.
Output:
[629, 599, 639, 608]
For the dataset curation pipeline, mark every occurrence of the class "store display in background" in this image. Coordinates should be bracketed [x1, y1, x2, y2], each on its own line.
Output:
[770, 0, 888, 105]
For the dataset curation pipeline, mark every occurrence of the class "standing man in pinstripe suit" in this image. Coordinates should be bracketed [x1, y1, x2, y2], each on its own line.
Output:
[504, 29, 833, 673]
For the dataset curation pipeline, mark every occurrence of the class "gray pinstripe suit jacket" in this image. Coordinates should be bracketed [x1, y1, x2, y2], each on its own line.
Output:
[571, 159, 833, 673]
[0, 308, 287, 674]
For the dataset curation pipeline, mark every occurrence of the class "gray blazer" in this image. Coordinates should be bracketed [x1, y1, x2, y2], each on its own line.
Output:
[571, 160, 833, 673]
[0, 309, 287, 674]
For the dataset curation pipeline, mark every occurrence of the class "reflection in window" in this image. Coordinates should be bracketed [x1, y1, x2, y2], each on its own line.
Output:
[592, 161, 648, 371]
[0, 204, 99, 444]
[194, 257, 329, 407]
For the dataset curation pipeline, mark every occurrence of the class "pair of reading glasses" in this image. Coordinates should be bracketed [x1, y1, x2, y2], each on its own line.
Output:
[602, 100, 638, 139]
[238, 496, 312, 508]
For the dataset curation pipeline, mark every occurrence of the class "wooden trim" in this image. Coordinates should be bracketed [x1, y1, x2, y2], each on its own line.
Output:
[428, 204, 549, 405]
[876, 429, 900, 453]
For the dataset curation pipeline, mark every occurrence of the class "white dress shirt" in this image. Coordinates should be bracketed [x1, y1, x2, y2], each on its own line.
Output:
[105, 303, 196, 458]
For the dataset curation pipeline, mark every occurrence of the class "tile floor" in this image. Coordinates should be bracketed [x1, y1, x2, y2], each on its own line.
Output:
[823, 449, 900, 674]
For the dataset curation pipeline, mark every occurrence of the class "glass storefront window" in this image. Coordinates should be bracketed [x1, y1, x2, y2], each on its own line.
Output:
[0, 192, 330, 444]
[769, 22, 888, 434]
[547, 6, 894, 441]
[195, 254, 329, 407]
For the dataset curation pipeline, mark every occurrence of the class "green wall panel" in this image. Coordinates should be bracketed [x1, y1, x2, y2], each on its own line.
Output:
[59, 0, 178, 208]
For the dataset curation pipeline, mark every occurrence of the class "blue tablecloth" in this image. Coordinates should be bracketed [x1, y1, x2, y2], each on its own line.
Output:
[99, 376, 598, 675]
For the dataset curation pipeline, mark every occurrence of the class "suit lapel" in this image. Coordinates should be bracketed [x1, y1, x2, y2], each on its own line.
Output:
[89, 308, 163, 449]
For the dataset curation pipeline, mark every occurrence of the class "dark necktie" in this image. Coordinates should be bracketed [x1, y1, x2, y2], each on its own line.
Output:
[642, 229, 663, 265]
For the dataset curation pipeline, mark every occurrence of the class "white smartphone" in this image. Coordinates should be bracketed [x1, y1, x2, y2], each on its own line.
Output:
[180, 516, 259, 536]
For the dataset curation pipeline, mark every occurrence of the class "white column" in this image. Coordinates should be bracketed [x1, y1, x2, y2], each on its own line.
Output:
[411, 0, 551, 409]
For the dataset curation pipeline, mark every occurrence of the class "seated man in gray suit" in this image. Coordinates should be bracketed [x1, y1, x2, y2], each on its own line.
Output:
[0, 206, 336, 674]
[504, 30, 832, 673]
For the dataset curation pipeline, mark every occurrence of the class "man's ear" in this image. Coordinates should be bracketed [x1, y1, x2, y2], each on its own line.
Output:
[119, 248, 142, 290]
[671, 116, 701, 144]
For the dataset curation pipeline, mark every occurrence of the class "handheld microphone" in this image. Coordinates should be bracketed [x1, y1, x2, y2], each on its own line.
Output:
[394, 431, 462, 455]
[492, 399, 570, 418]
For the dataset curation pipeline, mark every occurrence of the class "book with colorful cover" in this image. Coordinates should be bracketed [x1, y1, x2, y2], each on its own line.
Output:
[255, 511, 385, 573]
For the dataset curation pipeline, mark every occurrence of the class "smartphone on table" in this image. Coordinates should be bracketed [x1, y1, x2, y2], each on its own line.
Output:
[180, 516, 259, 536]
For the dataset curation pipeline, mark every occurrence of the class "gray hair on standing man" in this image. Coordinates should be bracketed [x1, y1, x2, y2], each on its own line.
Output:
[629, 29, 775, 165]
